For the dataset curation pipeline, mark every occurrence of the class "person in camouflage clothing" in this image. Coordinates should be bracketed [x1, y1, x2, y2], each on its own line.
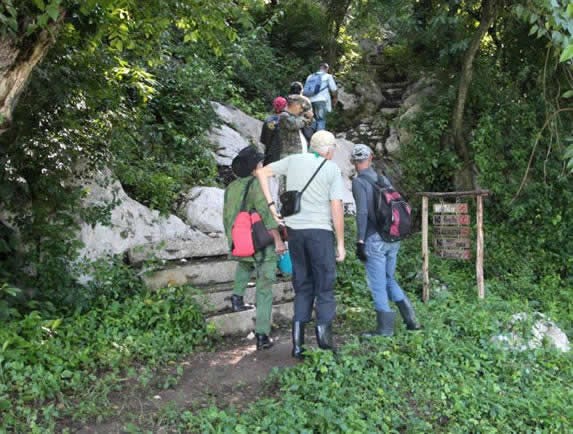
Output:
[278, 94, 314, 158]
[223, 146, 286, 350]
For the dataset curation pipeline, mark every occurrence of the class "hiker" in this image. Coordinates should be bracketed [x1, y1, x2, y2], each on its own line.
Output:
[278, 94, 314, 158]
[260, 96, 287, 165]
[289, 81, 315, 143]
[350, 144, 421, 337]
[303, 62, 337, 131]
[257, 130, 346, 358]
[223, 146, 287, 350]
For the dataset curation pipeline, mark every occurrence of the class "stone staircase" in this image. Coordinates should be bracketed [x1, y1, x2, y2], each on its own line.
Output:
[140, 256, 295, 336]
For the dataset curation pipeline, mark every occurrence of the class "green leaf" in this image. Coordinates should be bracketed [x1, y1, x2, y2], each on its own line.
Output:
[562, 90, 573, 99]
[46, 4, 59, 21]
[559, 44, 573, 62]
[32, 0, 46, 11]
[529, 24, 538, 36]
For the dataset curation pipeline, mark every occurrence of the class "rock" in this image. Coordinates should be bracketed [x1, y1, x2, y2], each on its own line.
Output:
[207, 124, 250, 166]
[380, 107, 399, 119]
[78, 168, 196, 260]
[492, 312, 570, 353]
[337, 86, 360, 111]
[211, 102, 263, 146]
[384, 128, 401, 154]
[355, 79, 385, 108]
[397, 104, 423, 146]
[178, 186, 224, 233]
[127, 234, 228, 265]
[402, 78, 438, 109]
[143, 258, 238, 289]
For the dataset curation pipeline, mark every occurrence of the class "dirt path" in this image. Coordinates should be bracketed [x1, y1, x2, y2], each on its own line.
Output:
[72, 327, 300, 433]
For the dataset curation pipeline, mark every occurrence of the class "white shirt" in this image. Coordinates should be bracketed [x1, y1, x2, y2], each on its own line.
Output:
[307, 71, 337, 112]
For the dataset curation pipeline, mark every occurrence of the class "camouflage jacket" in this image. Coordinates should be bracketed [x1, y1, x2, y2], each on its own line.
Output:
[223, 176, 278, 260]
[278, 110, 311, 158]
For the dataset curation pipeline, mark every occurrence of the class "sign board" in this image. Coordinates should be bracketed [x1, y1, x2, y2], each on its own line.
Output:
[433, 214, 470, 226]
[434, 238, 471, 249]
[433, 202, 471, 261]
[433, 203, 468, 214]
[434, 249, 471, 260]
[433, 226, 471, 237]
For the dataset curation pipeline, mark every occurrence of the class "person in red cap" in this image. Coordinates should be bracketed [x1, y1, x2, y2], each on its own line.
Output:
[260, 96, 287, 165]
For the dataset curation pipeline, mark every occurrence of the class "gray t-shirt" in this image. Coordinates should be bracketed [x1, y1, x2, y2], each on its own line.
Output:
[270, 153, 345, 231]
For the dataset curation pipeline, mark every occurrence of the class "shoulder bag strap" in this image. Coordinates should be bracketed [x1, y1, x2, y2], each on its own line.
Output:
[239, 177, 257, 211]
[300, 159, 328, 195]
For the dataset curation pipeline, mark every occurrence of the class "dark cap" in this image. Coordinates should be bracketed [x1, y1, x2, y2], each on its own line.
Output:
[231, 146, 264, 178]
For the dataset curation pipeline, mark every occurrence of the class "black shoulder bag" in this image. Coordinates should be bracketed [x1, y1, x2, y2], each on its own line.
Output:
[279, 159, 327, 217]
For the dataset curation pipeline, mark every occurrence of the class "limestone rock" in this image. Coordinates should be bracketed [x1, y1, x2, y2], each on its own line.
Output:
[211, 102, 263, 146]
[127, 234, 228, 265]
[78, 168, 196, 260]
[337, 86, 360, 111]
[178, 186, 224, 233]
[207, 124, 250, 166]
[492, 312, 570, 353]
[384, 128, 400, 154]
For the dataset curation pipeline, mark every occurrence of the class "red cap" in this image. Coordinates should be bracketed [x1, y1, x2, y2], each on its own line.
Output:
[272, 96, 287, 113]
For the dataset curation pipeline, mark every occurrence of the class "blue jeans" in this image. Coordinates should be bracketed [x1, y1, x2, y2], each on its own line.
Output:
[287, 228, 337, 324]
[364, 233, 406, 312]
[311, 101, 328, 131]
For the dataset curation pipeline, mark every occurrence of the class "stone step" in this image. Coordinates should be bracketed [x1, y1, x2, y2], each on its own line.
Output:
[207, 302, 294, 336]
[194, 280, 294, 314]
[382, 88, 405, 99]
[143, 258, 237, 290]
[380, 81, 410, 89]
[380, 107, 400, 118]
[379, 100, 402, 109]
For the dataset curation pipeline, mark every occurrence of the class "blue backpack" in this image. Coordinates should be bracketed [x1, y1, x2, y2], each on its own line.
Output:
[303, 73, 326, 97]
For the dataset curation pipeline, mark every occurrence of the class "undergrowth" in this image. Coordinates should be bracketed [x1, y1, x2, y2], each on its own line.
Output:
[0, 286, 213, 433]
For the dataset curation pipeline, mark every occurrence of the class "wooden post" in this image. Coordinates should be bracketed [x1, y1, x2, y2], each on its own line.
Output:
[422, 195, 430, 302]
[476, 194, 485, 299]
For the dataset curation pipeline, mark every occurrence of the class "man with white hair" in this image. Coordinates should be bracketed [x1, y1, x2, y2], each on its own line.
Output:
[257, 130, 346, 358]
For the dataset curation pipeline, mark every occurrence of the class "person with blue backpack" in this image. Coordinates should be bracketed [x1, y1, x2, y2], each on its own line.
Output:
[350, 144, 421, 337]
[303, 62, 337, 131]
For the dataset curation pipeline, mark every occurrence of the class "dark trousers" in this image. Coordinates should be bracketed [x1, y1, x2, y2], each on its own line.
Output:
[287, 228, 337, 324]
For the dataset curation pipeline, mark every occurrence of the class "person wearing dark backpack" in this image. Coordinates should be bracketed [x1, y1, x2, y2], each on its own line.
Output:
[350, 144, 421, 337]
[260, 96, 287, 165]
[223, 146, 287, 350]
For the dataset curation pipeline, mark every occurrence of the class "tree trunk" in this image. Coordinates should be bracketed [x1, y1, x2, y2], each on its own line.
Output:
[324, 0, 352, 67]
[0, 30, 56, 135]
[451, 0, 498, 189]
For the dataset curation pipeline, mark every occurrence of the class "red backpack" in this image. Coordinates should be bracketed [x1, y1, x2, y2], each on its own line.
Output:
[231, 178, 274, 257]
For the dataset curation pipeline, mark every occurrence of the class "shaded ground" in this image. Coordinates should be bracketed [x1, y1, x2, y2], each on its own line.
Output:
[70, 325, 302, 434]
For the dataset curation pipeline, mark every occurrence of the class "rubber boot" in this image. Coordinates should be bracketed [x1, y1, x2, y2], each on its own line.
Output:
[362, 311, 396, 338]
[255, 333, 273, 350]
[292, 321, 305, 359]
[396, 298, 421, 330]
[230, 294, 253, 312]
[315, 323, 334, 350]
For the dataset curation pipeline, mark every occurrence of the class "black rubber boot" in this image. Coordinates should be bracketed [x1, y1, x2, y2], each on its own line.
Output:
[315, 323, 334, 350]
[362, 311, 396, 338]
[291, 321, 305, 359]
[255, 333, 273, 350]
[230, 294, 253, 312]
[396, 298, 421, 330]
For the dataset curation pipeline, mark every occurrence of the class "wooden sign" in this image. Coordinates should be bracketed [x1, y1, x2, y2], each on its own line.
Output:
[433, 214, 470, 225]
[434, 249, 471, 260]
[418, 191, 490, 302]
[434, 238, 471, 249]
[433, 226, 471, 236]
[433, 203, 468, 213]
